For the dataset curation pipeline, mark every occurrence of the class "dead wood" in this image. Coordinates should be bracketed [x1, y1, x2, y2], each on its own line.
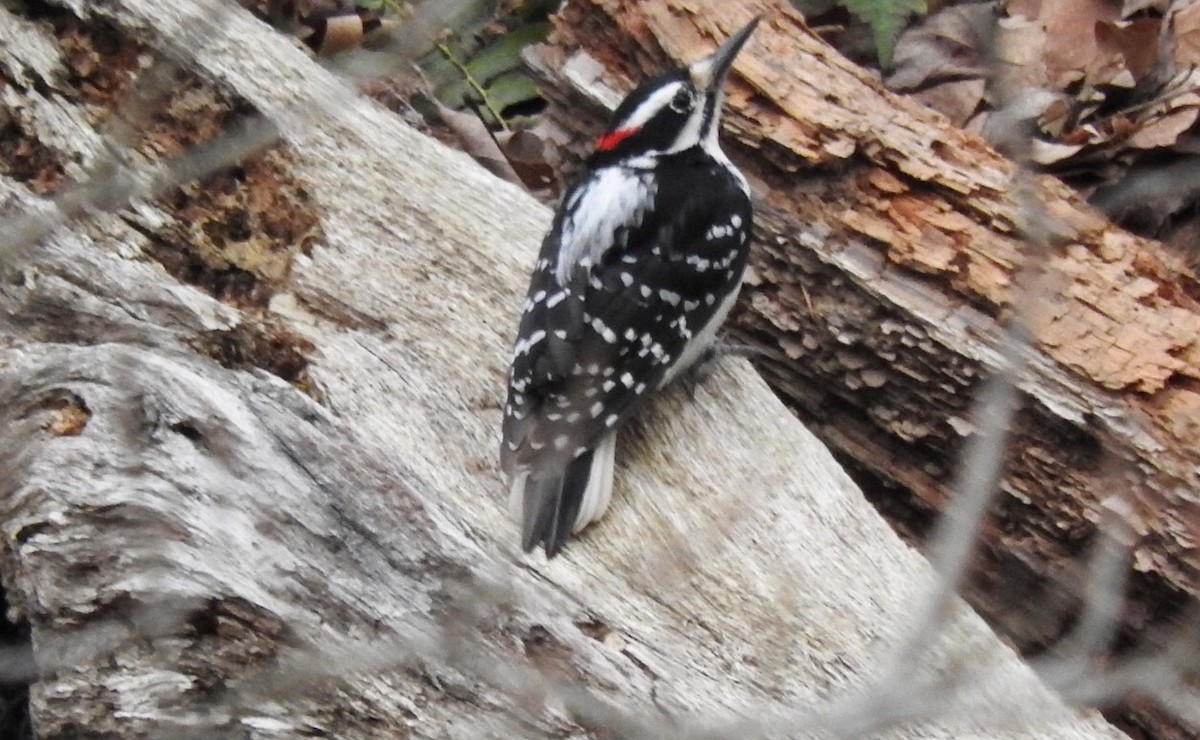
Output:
[528, 1, 1200, 737]
[0, 0, 1143, 737]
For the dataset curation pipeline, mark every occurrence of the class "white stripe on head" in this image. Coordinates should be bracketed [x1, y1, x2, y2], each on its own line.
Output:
[616, 81, 684, 132]
[620, 79, 711, 156]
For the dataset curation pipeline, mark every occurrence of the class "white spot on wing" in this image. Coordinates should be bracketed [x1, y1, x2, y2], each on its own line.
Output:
[590, 316, 618, 344]
[513, 329, 546, 357]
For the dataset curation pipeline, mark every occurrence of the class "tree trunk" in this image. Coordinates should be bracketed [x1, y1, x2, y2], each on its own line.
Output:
[529, 1, 1200, 737]
[0, 0, 1141, 737]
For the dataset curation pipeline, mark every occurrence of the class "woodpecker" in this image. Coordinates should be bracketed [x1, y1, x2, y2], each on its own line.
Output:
[501, 18, 759, 556]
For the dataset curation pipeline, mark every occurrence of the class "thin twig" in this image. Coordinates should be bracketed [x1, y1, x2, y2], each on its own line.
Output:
[437, 41, 509, 131]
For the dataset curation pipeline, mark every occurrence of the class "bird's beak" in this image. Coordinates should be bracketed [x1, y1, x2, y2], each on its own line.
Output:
[689, 17, 760, 94]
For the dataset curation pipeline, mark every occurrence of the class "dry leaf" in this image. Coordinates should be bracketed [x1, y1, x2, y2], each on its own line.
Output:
[1040, 0, 1121, 88]
[915, 78, 988, 125]
[1004, 0, 1043, 19]
[994, 15, 1051, 98]
[1171, 1, 1200, 68]
[1127, 105, 1200, 148]
[433, 102, 524, 187]
[1121, 0, 1170, 15]
[313, 14, 367, 56]
[1096, 18, 1161, 82]
[1028, 137, 1086, 164]
[497, 129, 559, 196]
[888, 5, 993, 91]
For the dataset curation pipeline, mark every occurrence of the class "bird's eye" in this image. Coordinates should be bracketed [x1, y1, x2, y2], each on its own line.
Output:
[669, 88, 693, 113]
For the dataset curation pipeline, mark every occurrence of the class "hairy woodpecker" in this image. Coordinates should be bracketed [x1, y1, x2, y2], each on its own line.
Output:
[501, 18, 759, 556]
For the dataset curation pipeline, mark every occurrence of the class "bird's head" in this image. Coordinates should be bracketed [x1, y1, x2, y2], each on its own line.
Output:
[592, 17, 760, 162]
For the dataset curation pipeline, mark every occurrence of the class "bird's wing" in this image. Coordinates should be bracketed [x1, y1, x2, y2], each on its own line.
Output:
[501, 161, 751, 478]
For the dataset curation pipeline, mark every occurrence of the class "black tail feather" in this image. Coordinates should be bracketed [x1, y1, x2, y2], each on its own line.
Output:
[521, 449, 596, 557]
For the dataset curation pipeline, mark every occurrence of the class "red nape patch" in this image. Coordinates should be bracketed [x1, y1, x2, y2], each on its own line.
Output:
[596, 127, 638, 152]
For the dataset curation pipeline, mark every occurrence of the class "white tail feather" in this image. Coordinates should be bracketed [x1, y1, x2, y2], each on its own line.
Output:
[507, 470, 529, 523]
[506, 431, 618, 540]
[573, 431, 617, 533]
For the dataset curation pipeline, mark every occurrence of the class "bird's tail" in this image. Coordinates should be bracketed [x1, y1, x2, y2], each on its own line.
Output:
[508, 431, 617, 557]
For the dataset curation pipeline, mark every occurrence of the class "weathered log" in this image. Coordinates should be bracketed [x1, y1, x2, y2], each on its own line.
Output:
[0, 0, 1134, 737]
[528, 1, 1200, 737]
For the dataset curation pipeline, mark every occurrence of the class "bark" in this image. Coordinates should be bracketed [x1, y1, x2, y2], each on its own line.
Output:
[528, 1, 1200, 737]
[0, 0, 1134, 738]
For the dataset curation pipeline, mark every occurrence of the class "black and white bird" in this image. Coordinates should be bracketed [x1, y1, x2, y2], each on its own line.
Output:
[501, 18, 759, 556]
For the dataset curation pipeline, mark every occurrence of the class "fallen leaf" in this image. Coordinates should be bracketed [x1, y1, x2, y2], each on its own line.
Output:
[1029, 138, 1086, 164]
[1004, 0, 1044, 20]
[1121, 0, 1169, 15]
[1096, 18, 1161, 83]
[994, 15, 1051, 97]
[312, 14, 367, 56]
[1171, 1, 1200, 68]
[497, 129, 559, 196]
[888, 4, 993, 90]
[1040, 0, 1121, 88]
[915, 78, 988, 125]
[433, 102, 524, 187]
[1127, 105, 1200, 148]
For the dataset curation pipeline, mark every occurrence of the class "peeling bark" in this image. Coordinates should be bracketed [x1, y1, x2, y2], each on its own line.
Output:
[0, 0, 1142, 738]
[529, 1, 1199, 737]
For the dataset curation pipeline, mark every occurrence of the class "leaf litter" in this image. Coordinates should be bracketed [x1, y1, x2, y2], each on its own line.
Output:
[889, 0, 1200, 260]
